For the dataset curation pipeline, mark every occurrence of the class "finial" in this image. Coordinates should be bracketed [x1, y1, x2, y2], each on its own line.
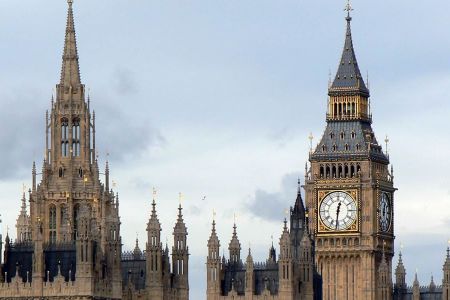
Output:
[366, 70, 370, 90]
[447, 239, 450, 258]
[308, 132, 314, 153]
[212, 209, 216, 221]
[385, 135, 390, 155]
[344, 0, 353, 20]
[178, 192, 184, 206]
[297, 178, 301, 194]
[271, 234, 274, 247]
[68, 0, 73, 7]
[283, 218, 288, 230]
[152, 187, 157, 202]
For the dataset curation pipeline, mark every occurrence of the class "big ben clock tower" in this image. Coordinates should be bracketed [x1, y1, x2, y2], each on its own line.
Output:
[304, 5, 395, 300]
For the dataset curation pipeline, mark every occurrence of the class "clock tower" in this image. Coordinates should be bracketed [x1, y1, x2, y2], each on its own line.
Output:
[304, 7, 395, 300]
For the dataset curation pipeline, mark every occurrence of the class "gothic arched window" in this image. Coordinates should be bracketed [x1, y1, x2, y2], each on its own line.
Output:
[49, 204, 57, 243]
[72, 118, 80, 157]
[61, 118, 69, 157]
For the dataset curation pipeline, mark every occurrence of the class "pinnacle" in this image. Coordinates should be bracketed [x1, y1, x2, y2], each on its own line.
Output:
[60, 0, 81, 88]
[329, 11, 369, 97]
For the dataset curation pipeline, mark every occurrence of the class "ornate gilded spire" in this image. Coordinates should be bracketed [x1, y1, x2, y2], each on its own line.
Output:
[329, 2, 369, 97]
[60, 0, 81, 88]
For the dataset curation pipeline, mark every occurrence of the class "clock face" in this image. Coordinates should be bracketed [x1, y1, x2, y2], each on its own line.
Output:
[379, 192, 392, 232]
[319, 191, 357, 231]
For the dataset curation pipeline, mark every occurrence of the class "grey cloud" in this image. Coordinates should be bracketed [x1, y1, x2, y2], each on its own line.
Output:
[112, 67, 139, 96]
[188, 205, 202, 216]
[0, 89, 47, 180]
[95, 103, 166, 164]
[245, 172, 302, 222]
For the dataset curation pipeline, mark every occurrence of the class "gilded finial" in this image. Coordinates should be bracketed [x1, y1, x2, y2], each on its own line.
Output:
[385, 135, 390, 155]
[308, 132, 314, 153]
[68, 0, 73, 6]
[212, 209, 216, 221]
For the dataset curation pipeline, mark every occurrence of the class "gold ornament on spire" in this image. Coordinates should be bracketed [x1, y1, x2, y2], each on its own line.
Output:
[344, 0, 353, 15]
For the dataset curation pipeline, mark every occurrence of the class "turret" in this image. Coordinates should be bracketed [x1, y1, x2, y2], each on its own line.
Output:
[228, 223, 241, 264]
[412, 272, 420, 300]
[377, 244, 392, 300]
[394, 251, 406, 300]
[245, 248, 254, 296]
[172, 202, 189, 297]
[298, 216, 315, 300]
[443, 245, 450, 300]
[207, 218, 221, 299]
[146, 195, 163, 296]
[278, 219, 294, 298]
[291, 179, 306, 260]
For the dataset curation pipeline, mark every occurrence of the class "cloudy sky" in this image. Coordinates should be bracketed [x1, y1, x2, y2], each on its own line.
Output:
[1, 0, 450, 297]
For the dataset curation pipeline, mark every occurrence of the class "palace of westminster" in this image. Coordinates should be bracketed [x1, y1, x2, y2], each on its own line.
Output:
[0, 1, 448, 299]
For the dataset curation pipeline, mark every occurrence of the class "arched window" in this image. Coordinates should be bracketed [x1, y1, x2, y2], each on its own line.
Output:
[61, 119, 69, 157]
[72, 119, 80, 157]
[73, 204, 80, 240]
[49, 205, 57, 243]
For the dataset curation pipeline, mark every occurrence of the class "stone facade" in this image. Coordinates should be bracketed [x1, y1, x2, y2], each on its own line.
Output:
[206, 185, 322, 300]
[0, 1, 189, 299]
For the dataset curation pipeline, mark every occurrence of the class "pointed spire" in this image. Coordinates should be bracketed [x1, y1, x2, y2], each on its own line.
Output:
[60, 0, 81, 88]
[329, 3, 369, 97]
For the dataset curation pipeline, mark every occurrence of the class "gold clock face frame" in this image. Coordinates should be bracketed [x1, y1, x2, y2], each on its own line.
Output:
[317, 190, 359, 233]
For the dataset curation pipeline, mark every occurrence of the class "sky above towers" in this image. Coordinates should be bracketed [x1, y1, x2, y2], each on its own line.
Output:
[1, 1, 450, 298]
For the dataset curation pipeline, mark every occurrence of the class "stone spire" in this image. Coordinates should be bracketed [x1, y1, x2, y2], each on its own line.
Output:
[290, 179, 306, 260]
[228, 222, 241, 264]
[60, 0, 81, 88]
[412, 271, 420, 300]
[377, 243, 392, 300]
[172, 202, 189, 296]
[133, 238, 141, 260]
[278, 218, 294, 297]
[395, 250, 406, 289]
[207, 217, 221, 298]
[329, 6, 369, 97]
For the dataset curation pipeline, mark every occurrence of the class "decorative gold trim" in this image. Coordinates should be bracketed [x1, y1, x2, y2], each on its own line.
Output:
[317, 189, 359, 234]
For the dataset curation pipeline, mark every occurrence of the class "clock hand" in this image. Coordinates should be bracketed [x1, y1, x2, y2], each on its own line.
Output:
[335, 202, 342, 230]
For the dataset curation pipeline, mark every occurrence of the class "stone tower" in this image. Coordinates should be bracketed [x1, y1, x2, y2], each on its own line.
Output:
[1, 1, 123, 298]
[146, 197, 164, 299]
[278, 219, 294, 298]
[394, 250, 407, 300]
[206, 219, 221, 300]
[304, 6, 395, 300]
[172, 204, 189, 299]
[16, 191, 32, 243]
